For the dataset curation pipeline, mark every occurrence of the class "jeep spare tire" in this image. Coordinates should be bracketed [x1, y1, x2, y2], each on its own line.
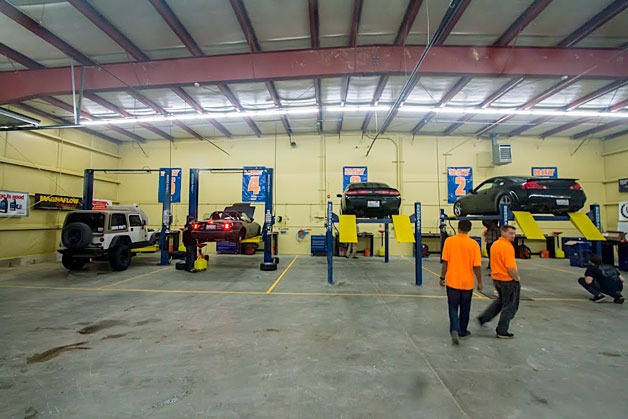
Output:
[62, 222, 92, 249]
[109, 244, 131, 271]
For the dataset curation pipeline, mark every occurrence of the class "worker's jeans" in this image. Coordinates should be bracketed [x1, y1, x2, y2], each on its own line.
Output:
[446, 286, 473, 334]
[478, 280, 520, 335]
[185, 245, 196, 271]
[578, 277, 622, 298]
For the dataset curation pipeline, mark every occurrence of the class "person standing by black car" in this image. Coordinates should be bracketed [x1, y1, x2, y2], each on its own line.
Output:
[182, 217, 198, 273]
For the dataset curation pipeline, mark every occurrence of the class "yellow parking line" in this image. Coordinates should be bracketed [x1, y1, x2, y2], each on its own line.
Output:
[99, 266, 171, 289]
[525, 260, 580, 275]
[266, 255, 298, 294]
[271, 291, 445, 299]
[0, 285, 92, 291]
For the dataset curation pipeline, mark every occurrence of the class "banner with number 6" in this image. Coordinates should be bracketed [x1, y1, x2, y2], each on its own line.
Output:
[447, 167, 473, 204]
[242, 167, 267, 202]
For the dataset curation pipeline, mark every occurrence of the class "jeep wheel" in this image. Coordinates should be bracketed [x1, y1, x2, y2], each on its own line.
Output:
[62, 254, 87, 270]
[109, 244, 131, 271]
[62, 222, 91, 249]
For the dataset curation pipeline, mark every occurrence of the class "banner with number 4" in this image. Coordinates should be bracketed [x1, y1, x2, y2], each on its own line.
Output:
[242, 167, 267, 202]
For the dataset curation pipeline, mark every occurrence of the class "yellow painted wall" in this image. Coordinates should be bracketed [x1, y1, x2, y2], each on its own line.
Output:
[0, 108, 120, 261]
[602, 136, 628, 230]
[115, 133, 607, 256]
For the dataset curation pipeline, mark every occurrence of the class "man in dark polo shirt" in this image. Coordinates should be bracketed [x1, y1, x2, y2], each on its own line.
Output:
[578, 254, 625, 304]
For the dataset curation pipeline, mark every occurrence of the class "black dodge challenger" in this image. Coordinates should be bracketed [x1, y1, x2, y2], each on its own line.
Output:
[453, 176, 586, 216]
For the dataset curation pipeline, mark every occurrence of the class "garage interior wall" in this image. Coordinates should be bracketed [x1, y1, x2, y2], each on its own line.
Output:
[0, 110, 120, 261]
[602, 137, 628, 231]
[114, 132, 608, 256]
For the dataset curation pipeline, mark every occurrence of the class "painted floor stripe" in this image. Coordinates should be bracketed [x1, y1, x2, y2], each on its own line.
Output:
[99, 266, 171, 289]
[266, 255, 298, 294]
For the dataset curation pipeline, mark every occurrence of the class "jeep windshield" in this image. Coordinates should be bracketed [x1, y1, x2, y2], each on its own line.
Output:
[65, 212, 105, 232]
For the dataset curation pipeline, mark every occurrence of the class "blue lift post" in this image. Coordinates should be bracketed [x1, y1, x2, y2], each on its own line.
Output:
[326, 201, 423, 286]
[188, 167, 277, 271]
[82, 168, 173, 265]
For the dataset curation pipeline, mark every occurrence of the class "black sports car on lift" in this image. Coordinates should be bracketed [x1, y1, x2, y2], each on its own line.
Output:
[337, 182, 401, 218]
[453, 176, 586, 216]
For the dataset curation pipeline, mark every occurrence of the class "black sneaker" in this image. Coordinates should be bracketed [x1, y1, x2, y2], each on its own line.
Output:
[496, 332, 514, 339]
[450, 331, 460, 345]
[591, 295, 606, 303]
[477, 317, 485, 327]
[459, 331, 471, 339]
[614, 296, 625, 304]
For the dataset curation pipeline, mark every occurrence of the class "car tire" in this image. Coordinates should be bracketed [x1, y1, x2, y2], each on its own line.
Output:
[496, 194, 513, 212]
[109, 244, 131, 271]
[453, 201, 464, 217]
[62, 254, 87, 270]
[61, 222, 92, 249]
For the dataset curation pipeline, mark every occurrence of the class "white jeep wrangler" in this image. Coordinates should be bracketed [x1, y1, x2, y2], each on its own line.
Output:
[58, 205, 158, 271]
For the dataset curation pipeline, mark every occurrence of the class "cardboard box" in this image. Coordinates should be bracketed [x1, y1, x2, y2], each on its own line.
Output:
[603, 231, 626, 241]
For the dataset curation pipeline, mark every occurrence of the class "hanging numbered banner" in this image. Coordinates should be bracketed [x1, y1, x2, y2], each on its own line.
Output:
[0, 190, 29, 217]
[447, 167, 473, 204]
[242, 167, 267, 202]
[158, 168, 182, 203]
[342, 166, 368, 191]
[531, 167, 558, 178]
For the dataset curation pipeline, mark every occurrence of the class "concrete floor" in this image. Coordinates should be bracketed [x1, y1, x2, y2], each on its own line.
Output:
[0, 253, 626, 418]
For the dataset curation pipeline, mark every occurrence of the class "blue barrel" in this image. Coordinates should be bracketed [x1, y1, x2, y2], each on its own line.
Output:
[569, 242, 591, 267]
[471, 236, 482, 250]
[618, 243, 628, 271]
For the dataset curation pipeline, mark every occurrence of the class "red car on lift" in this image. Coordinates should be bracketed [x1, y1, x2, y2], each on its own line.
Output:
[190, 203, 261, 243]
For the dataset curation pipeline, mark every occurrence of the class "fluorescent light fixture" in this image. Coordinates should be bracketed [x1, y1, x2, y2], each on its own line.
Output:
[79, 105, 628, 127]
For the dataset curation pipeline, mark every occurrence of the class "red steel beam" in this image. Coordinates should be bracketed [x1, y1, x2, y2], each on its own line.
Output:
[230, 0, 260, 52]
[171, 87, 204, 114]
[336, 77, 351, 133]
[207, 119, 233, 138]
[432, 0, 472, 46]
[565, 80, 628, 111]
[493, 0, 553, 46]
[610, 98, 628, 112]
[475, 76, 582, 136]
[349, 0, 364, 47]
[571, 119, 626, 139]
[308, 0, 320, 49]
[540, 117, 592, 138]
[2, 46, 627, 104]
[506, 80, 628, 136]
[394, 0, 423, 45]
[361, 75, 389, 133]
[15, 102, 124, 144]
[559, 0, 628, 47]
[0, 42, 45, 69]
[149, 0, 203, 57]
[602, 128, 628, 141]
[69, 0, 149, 61]
[412, 76, 471, 133]
[442, 77, 524, 135]
[218, 84, 262, 137]
[0, 0, 94, 66]
[506, 116, 554, 137]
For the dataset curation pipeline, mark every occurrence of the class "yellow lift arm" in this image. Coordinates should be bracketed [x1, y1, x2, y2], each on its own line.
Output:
[338, 215, 358, 243]
[569, 213, 606, 241]
[392, 215, 416, 243]
[512, 211, 546, 240]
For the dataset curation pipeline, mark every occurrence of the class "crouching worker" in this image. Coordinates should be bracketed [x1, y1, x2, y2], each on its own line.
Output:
[578, 254, 625, 304]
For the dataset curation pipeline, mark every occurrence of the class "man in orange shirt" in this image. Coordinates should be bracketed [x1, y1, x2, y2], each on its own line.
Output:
[440, 220, 483, 345]
[477, 225, 521, 339]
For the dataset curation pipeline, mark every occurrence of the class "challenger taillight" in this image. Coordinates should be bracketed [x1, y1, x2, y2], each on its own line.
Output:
[192, 223, 200, 230]
[345, 189, 370, 195]
[223, 222, 232, 231]
[570, 183, 582, 190]
[523, 181, 548, 190]
[376, 189, 400, 196]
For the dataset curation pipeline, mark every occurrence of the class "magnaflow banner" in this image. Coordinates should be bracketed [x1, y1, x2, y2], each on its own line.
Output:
[0, 190, 29, 217]
[34, 193, 83, 210]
